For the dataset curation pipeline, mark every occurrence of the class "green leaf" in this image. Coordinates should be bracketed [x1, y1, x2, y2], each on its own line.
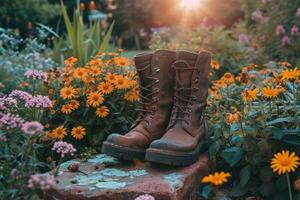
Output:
[201, 185, 213, 199]
[266, 117, 292, 126]
[260, 166, 273, 183]
[259, 182, 275, 197]
[230, 183, 248, 197]
[221, 147, 242, 166]
[240, 165, 251, 186]
[99, 21, 114, 52]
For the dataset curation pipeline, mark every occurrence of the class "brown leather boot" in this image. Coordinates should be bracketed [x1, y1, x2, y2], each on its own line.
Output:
[145, 51, 211, 166]
[102, 50, 177, 160]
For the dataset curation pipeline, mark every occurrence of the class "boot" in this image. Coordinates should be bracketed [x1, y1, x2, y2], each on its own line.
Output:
[145, 51, 211, 166]
[102, 50, 177, 160]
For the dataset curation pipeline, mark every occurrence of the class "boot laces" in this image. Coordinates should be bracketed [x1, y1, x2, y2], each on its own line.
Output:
[134, 65, 160, 125]
[170, 64, 198, 125]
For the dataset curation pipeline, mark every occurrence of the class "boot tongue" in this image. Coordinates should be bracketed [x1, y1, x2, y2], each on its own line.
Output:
[174, 61, 193, 96]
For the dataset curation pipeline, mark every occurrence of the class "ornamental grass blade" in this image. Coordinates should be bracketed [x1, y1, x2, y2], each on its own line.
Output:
[99, 21, 114, 53]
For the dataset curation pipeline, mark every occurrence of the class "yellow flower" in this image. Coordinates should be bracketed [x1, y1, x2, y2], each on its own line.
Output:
[98, 82, 114, 94]
[71, 126, 86, 140]
[222, 72, 235, 85]
[114, 57, 130, 67]
[89, 58, 103, 67]
[51, 126, 67, 140]
[211, 59, 220, 70]
[282, 68, 300, 81]
[96, 106, 109, 118]
[225, 113, 240, 125]
[124, 89, 139, 102]
[242, 88, 257, 102]
[61, 104, 73, 114]
[271, 150, 300, 175]
[262, 86, 279, 99]
[105, 72, 117, 83]
[201, 172, 231, 186]
[70, 100, 80, 110]
[73, 68, 87, 80]
[294, 179, 300, 191]
[87, 92, 104, 107]
[64, 56, 78, 66]
[60, 86, 77, 100]
[114, 75, 130, 89]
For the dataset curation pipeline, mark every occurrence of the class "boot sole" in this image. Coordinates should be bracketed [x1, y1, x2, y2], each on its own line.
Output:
[145, 141, 204, 166]
[102, 141, 146, 161]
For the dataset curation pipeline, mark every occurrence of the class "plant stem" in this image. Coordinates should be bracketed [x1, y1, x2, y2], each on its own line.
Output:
[286, 173, 293, 200]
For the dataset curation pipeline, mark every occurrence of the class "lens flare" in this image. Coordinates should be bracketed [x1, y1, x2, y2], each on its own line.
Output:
[180, 0, 200, 10]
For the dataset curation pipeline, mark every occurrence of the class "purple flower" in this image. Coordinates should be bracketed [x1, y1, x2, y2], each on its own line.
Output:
[21, 121, 44, 136]
[239, 33, 249, 44]
[25, 95, 52, 109]
[297, 7, 300, 18]
[9, 90, 32, 102]
[0, 135, 7, 143]
[276, 24, 285, 36]
[28, 174, 56, 191]
[282, 35, 291, 46]
[0, 113, 24, 129]
[291, 25, 299, 37]
[24, 70, 47, 81]
[135, 194, 155, 200]
[52, 141, 77, 158]
[251, 10, 268, 23]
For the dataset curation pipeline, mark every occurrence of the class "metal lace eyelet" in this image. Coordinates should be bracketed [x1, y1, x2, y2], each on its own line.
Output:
[193, 87, 199, 90]
[194, 78, 198, 83]
[155, 68, 160, 72]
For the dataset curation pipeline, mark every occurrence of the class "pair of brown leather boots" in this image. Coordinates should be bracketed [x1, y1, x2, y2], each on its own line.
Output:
[102, 50, 211, 166]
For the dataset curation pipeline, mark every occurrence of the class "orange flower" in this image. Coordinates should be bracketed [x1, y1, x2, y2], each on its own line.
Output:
[73, 68, 87, 80]
[242, 88, 257, 102]
[60, 86, 77, 100]
[98, 82, 114, 94]
[222, 73, 235, 85]
[96, 106, 109, 118]
[105, 72, 117, 83]
[61, 104, 73, 114]
[90, 66, 102, 76]
[89, 58, 103, 67]
[51, 126, 67, 140]
[71, 126, 86, 140]
[124, 88, 139, 102]
[225, 112, 240, 125]
[87, 92, 104, 107]
[282, 68, 300, 81]
[211, 59, 220, 70]
[70, 100, 80, 110]
[262, 87, 279, 99]
[114, 57, 130, 67]
[114, 75, 130, 89]
[64, 56, 78, 66]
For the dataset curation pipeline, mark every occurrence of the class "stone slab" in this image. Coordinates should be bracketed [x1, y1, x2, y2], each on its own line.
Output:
[43, 153, 212, 200]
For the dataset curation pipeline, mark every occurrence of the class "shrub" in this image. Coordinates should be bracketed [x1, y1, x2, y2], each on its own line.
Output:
[205, 61, 300, 199]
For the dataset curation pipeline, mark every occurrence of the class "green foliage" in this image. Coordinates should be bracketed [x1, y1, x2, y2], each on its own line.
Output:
[52, 1, 114, 67]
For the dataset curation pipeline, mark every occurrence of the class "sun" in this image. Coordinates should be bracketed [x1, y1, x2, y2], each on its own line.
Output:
[180, 0, 200, 10]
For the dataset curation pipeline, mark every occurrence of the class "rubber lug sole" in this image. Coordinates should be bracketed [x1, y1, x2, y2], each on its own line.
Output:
[102, 141, 145, 161]
[145, 141, 204, 166]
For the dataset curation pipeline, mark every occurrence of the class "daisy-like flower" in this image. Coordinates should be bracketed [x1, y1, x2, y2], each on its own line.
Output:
[89, 58, 103, 67]
[64, 56, 78, 66]
[98, 82, 114, 94]
[211, 59, 220, 70]
[262, 86, 279, 98]
[221, 73, 235, 85]
[71, 126, 86, 140]
[225, 112, 240, 125]
[90, 66, 101, 76]
[70, 100, 80, 110]
[201, 172, 231, 186]
[51, 126, 67, 140]
[96, 106, 109, 118]
[114, 57, 130, 67]
[87, 92, 104, 107]
[114, 75, 130, 89]
[73, 68, 87, 80]
[61, 104, 73, 114]
[282, 68, 300, 81]
[124, 89, 139, 102]
[242, 88, 257, 102]
[60, 86, 77, 100]
[294, 179, 300, 191]
[271, 150, 300, 175]
[105, 72, 117, 83]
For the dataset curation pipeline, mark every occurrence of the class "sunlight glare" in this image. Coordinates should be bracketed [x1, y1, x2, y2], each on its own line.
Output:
[180, 0, 200, 10]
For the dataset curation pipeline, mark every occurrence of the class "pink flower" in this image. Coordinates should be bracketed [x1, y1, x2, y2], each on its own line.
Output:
[291, 25, 299, 37]
[239, 33, 249, 44]
[135, 194, 155, 200]
[276, 24, 285, 36]
[21, 121, 44, 136]
[28, 174, 56, 191]
[25, 95, 52, 109]
[52, 141, 77, 158]
[297, 7, 300, 18]
[24, 70, 47, 81]
[0, 135, 7, 142]
[251, 10, 268, 23]
[0, 113, 24, 129]
[282, 35, 291, 46]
